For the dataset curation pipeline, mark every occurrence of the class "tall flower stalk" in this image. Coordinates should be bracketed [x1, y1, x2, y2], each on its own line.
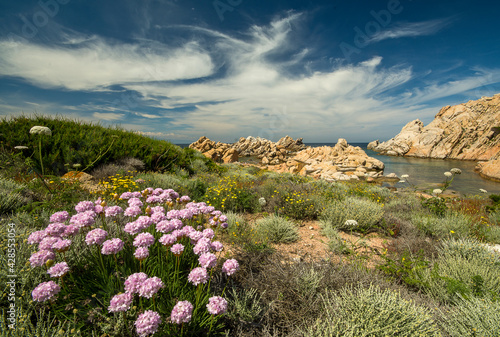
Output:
[29, 125, 52, 176]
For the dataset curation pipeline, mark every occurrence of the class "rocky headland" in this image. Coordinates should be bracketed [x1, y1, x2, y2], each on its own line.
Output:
[190, 136, 386, 182]
[368, 93, 500, 181]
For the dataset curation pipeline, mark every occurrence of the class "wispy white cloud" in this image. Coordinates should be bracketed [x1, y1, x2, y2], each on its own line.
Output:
[92, 112, 124, 121]
[0, 38, 214, 90]
[369, 18, 452, 43]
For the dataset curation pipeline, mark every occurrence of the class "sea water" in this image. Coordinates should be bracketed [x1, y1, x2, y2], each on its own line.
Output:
[308, 143, 500, 195]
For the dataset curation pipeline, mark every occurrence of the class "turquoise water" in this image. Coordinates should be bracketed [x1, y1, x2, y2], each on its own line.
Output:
[177, 143, 500, 195]
[308, 143, 500, 195]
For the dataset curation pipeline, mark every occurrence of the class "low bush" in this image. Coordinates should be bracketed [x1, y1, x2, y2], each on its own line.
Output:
[439, 295, 500, 336]
[305, 285, 441, 337]
[203, 175, 259, 213]
[254, 215, 299, 244]
[414, 239, 500, 303]
[319, 197, 384, 232]
[0, 177, 31, 214]
[411, 211, 472, 239]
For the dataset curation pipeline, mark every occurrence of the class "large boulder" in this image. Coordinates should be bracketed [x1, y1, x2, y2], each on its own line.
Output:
[371, 93, 500, 161]
[475, 159, 500, 182]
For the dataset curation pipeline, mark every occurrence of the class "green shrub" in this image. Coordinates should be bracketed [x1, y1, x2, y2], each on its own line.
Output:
[411, 212, 472, 238]
[203, 175, 258, 213]
[345, 181, 393, 203]
[414, 239, 500, 303]
[254, 215, 299, 243]
[319, 197, 384, 232]
[0, 306, 82, 337]
[384, 193, 424, 221]
[226, 287, 267, 324]
[305, 285, 441, 337]
[439, 295, 500, 336]
[0, 178, 31, 214]
[422, 197, 448, 217]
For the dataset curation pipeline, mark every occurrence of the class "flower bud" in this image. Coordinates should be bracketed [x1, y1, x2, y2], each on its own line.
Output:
[45, 259, 55, 268]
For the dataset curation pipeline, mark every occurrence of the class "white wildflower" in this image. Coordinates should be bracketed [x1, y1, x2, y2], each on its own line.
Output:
[444, 172, 453, 178]
[479, 189, 487, 193]
[258, 197, 266, 206]
[344, 220, 358, 227]
[450, 168, 462, 175]
[433, 189, 443, 195]
[29, 126, 52, 136]
[401, 174, 409, 179]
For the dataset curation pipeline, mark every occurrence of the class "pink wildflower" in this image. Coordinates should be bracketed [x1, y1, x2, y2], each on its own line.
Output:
[133, 232, 155, 247]
[125, 272, 149, 293]
[135, 310, 162, 337]
[30, 250, 55, 267]
[207, 296, 228, 315]
[170, 300, 193, 324]
[139, 277, 164, 299]
[188, 267, 208, 286]
[108, 292, 134, 313]
[47, 262, 70, 278]
[105, 205, 123, 217]
[49, 211, 69, 223]
[32, 281, 61, 302]
[101, 238, 124, 255]
[85, 228, 108, 246]
[199, 252, 217, 269]
[134, 247, 149, 261]
[222, 259, 239, 276]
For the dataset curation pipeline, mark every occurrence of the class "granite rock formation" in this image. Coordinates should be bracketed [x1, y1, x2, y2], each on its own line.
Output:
[370, 93, 500, 180]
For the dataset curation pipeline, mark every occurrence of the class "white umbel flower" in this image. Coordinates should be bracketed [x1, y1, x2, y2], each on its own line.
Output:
[30, 126, 52, 136]
[432, 189, 443, 195]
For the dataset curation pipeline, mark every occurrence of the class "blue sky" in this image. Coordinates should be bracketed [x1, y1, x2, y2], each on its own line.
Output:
[1, 0, 499, 143]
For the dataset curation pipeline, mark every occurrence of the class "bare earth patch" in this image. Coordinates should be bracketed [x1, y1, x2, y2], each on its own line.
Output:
[241, 214, 392, 267]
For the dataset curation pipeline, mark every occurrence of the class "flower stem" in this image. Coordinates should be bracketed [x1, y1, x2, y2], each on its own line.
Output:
[38, 136, 44, 176]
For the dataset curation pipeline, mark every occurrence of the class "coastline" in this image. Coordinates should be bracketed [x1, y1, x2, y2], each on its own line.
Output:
[178, 142, 500, 195]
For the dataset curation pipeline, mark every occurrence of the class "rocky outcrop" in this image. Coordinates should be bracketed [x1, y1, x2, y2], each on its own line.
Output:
[371, 93, 500, 180]
[265, 138, 385, 181]
[475, 160, 500, 182]
[189, 135, 306, 164]
[190, 136, 385, 181]
[188, 136, 235, 163]
[372, 94, 500, 160]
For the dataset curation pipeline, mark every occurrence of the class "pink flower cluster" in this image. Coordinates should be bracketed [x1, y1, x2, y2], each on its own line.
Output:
[222, 259, 239, 276]
[207, 296, 228, 315]
[105, 205, 123, 217]
[30, 250, 55, 267]
[134, 247, 149, 261]
[124, 273, 164, 298]
[101, 238, 124, 255]
[49, 211, 69, 223]
[188, 267, 208, 286]
[170, 243, 184, 256]
[135, 310, 162, 337]
[70, 210, 96, 228]
[85, 228, 108, 246]
[133, 232, 155, 247]
[47, 262, 70, 278]
[108, 292, 133, 313]
[170, 300, 193, 324]
[32, 280, 61, 302]
[199, 252, 217, 269]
